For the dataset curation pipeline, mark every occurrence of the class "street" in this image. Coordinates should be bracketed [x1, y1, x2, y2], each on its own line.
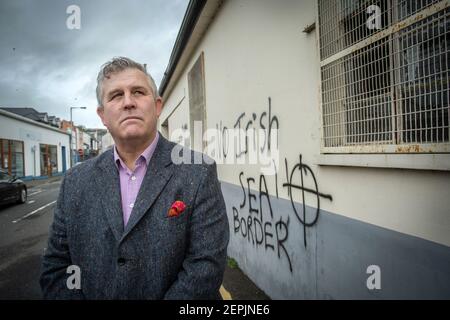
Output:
[0, 180, 61, 299]
[0, 178, 269, 300]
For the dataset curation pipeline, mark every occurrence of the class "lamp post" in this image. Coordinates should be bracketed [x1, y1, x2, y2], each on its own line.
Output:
[69, 107, 86, 167]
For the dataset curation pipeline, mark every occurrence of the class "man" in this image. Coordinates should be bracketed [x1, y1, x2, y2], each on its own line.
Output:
[40, 57, 230, 299]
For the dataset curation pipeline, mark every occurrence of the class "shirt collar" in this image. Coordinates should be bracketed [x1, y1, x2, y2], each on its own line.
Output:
[113, 131, 160, 170]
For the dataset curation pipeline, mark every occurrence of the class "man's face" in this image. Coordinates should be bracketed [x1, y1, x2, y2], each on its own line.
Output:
[97, 68, 162, 144]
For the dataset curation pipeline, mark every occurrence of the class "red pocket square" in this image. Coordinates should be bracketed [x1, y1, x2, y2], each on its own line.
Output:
[168, 200, 186, 217]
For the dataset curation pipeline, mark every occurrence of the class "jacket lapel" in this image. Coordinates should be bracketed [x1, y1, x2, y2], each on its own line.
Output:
[94, 149, 124, 242]
[121, 135, 174, 241]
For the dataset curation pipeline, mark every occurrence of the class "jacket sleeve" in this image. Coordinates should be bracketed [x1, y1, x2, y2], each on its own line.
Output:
[39, 172, 85, 299]
[164, 161, 230, 299]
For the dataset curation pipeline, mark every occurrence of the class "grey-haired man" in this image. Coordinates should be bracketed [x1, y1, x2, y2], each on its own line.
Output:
[40, 57, 229, 299]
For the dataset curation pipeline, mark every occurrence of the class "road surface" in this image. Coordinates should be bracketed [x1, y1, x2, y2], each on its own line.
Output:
[0, 178, 269, 300]
[0, 180, 61, 299]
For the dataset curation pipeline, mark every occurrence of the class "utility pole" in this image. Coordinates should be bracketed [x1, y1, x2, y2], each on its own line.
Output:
[69, 107, 86, 167]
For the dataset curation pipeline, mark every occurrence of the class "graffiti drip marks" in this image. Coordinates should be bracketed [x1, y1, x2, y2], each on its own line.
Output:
[216, 97, 279, 160]
[232, 154, 332, 273]
[283, 154, 333, 248]
[233, 205, 291, 272]
[222, 98, 333, 273]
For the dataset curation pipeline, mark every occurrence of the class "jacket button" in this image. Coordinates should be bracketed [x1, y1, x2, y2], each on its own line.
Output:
[117, 258, 126, 266]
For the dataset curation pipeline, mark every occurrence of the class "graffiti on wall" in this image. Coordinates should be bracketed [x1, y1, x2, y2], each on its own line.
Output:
[220, 97, 333, 273]
[215, 97, 279, 159]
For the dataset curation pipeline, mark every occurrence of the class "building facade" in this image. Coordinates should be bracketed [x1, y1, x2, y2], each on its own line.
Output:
[158, 0, 450, 299]
[85, 128, 107, 156]
[0, 108, 70, 179]
[101, 131, 114, 153]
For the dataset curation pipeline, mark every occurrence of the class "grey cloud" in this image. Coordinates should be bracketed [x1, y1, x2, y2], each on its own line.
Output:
[0, 0, 188, 128]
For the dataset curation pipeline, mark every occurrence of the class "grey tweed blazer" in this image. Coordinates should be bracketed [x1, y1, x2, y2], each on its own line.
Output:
[40, 133, 229, 299]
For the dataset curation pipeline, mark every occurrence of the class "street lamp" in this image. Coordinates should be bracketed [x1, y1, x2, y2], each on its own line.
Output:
[69, 107, 86, 167]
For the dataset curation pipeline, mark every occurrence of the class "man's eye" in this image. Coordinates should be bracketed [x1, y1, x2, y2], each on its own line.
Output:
[134, 90, 144, 95]
[110, 93, 122, 100]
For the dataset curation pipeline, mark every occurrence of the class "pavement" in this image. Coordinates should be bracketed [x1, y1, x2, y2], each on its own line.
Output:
[1, 175, 270, 300]
[0, 177, 62, 299]
[24, 175, 64, 190]
[221, 259, 270, 300]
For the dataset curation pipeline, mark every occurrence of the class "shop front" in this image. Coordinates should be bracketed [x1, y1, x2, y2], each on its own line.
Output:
[39, 143, 58, 176]
[0, 138, 24, 177]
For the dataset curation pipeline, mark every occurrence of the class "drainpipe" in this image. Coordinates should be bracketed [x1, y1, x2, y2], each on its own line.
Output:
[31, 145, 36, 177]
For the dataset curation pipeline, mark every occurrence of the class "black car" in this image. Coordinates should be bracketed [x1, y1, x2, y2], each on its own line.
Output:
[0, 169, 27, 205]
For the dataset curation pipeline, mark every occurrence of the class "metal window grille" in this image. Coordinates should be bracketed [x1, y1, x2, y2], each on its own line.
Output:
[318, 0, 450, 153]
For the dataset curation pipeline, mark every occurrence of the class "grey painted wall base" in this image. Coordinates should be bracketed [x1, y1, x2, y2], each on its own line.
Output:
[220, 180, 450, 299]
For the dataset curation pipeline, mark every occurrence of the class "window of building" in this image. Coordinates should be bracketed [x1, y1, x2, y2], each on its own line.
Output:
[40, 144, 57, 176]
[0, 139, 25, 177]
[188, 52, 207, 151]
[318, 0, 449, 154]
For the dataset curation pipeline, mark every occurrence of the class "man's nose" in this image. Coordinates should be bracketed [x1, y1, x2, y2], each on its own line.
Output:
[123, 92, 136, 110]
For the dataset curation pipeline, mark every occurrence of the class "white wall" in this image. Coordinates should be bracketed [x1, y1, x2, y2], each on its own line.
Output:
[167, 97, 190, 146]
[160, 0, 450, 248]
[0, 113, 70, 177]
[101, 132, 114, 152]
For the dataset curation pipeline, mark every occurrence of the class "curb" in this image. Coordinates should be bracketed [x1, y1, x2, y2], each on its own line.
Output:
[25, 176, 64, 189]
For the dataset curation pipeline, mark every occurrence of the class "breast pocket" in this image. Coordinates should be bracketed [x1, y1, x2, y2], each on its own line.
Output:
[165, 209, 189, 227]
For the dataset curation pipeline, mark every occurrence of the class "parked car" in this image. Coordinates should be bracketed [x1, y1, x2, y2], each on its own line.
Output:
[0, 169, 27, 205]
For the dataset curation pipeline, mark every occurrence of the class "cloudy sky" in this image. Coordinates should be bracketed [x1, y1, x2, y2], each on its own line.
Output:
[0, 0, 188, 128]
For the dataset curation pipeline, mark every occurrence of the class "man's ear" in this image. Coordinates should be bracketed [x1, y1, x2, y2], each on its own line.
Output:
[97, 106, 106, 126]
[155, 97, 163, 118]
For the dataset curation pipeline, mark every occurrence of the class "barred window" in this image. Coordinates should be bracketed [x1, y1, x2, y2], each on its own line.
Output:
[318, 0, 449, 153]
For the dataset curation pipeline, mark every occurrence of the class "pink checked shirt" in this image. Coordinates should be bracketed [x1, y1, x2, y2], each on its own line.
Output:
[113, 132, 159, 227]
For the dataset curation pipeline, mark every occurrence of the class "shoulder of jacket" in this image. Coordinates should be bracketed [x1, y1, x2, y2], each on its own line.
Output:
[64, 150, 110, 180]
